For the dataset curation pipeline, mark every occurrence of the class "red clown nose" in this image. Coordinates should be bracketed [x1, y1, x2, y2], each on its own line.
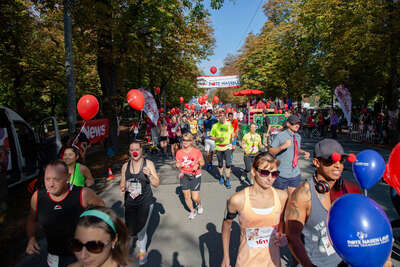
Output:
[331, 152, 341, 162]
[132, 152, 138, 157]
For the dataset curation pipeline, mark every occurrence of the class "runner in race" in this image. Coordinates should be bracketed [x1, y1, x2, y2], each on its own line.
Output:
[240, 123, 263, 185]
[167, 116, 180, 160]
[120, 140, 160, 265]
[68, 206, 130, 267]
[159, 117, 169, 158]
[228, 112, 239, 164]
[63, 146, 95, 189]
[188, 114, 199, 144]
[176, 133, 205, 219]
[221, 152, 288, 267]
[210, 112, 234, 189]
[269, 115, 310, 194]
[21, 160, 104, 267]
[203, 110, 218, 171]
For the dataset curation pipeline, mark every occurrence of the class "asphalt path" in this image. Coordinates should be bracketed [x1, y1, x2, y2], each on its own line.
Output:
[101, 136, 400, 267]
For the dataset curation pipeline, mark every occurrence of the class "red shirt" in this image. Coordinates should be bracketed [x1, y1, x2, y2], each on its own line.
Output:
[176, 147, 202, 175]
[330, 179, 361, 203]
[307, 115, 316, 127]
[231, 119, 239, 133]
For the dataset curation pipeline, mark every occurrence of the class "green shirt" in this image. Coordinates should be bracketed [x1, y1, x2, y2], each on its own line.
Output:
[210, 122, 234, 151]
[69, 163, 85, 187]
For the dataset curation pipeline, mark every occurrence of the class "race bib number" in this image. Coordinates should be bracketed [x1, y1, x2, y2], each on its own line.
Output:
[249, 145, 256, 153]
[321, 236, 336, 256]
[245, 227, 275, 249]
[171, 127, 176, 133]
[47, 253, 59, 267]
[127, 180, 142, 199]
[206, 130, 211, 136]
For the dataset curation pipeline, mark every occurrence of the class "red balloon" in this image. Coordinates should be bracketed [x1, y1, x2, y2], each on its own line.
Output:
[226, 108, 232, 113]
[278, 109, 283, 114]
[191, 104, 195, 110]
[384, 142, 400, 195]
[213, 96, 219, 104]
[127, 89, 145, 111]
[184, 103, 189, 109]
[77, 94, 99, 120]
[179, 96, 184, 103]
[154, 87, 160, 95]
[210, 66, 217, 74]
[170, 108, 175, 115]
[159, 108, 164, 113]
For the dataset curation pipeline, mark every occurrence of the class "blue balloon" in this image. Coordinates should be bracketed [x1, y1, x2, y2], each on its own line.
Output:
[353, 149, 385, 189]
[328, 194, 393, 267]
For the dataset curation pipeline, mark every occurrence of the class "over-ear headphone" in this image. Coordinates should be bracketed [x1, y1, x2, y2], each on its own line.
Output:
[313, 173, 331, 193]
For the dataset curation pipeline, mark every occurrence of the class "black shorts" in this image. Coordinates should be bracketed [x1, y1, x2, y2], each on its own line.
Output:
[180, 173, 201, 191]
[169, 137, 179, 144]
[160, 136, 168, 142]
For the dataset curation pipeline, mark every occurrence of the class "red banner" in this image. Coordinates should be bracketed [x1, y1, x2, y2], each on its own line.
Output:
[78, 119, 109, 144]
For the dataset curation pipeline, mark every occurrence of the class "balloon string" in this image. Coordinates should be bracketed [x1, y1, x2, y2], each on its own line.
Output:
[72, 120, 87, 148]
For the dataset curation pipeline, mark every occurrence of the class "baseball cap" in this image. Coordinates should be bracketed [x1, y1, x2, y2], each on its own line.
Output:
[314, 138, 345, 159]
[287, 115, 301, 124]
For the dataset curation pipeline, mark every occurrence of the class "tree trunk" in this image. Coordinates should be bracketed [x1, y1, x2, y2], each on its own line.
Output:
[96, 0, 119, 154]
[63, 0, 76, 135]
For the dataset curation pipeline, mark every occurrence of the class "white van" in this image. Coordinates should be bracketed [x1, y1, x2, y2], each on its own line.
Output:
[0, 106, 61, 187]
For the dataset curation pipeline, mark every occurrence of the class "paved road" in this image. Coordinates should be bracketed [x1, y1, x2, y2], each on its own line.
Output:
[101, 137, 400, 267]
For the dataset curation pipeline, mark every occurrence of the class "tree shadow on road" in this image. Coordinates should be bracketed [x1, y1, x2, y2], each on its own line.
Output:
[147, 199, 166, 250]
[198, 222, 240, 267]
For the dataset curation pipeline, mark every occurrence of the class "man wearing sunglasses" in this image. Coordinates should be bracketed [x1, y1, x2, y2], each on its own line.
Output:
[285, 139, 364, 267]
[20, 160, 104, 267]
[269, 115, 310, 194]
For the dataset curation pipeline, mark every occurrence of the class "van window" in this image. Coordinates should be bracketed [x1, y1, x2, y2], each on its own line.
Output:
[14, 122, 37, 174]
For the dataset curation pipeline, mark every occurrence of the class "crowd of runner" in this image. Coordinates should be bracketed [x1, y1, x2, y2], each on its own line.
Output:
[16, 103, 393, 267]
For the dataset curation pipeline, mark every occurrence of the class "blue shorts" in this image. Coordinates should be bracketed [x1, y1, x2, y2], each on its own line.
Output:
[273, 174, 302, 190]
[232, 138, 237, 146]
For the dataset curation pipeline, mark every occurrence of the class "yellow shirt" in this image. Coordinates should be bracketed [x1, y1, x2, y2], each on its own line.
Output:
[243, 132, 261, 155]
[189, 120, 198, 134]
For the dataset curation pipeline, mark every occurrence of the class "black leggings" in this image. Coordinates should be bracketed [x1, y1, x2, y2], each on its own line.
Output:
[216, 150, 232, 169]
[125, 203, 152, 236]
[244, 155, 256, 173]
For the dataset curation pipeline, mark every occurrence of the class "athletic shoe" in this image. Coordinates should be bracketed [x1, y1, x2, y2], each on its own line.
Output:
[188, 210, 197, 220]
[172, 157, 176, 161]
[197, 204, 204, 215]
[138, 252, 148, 265]
[219, 176, 225, 185]
[225, 179, 231, 189]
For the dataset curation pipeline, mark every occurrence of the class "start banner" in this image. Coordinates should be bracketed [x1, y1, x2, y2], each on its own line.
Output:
[197, 75, 241, 89]
[78, 119, 109, 144]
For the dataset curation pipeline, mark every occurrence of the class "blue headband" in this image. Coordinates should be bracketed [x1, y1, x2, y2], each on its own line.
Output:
[80, 210, 116, 233]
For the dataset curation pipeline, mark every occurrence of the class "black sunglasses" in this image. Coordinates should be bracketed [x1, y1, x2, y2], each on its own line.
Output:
[255, 168, 280, 178]
[319, 157, 345, 166]
[71, 238, 110, 254]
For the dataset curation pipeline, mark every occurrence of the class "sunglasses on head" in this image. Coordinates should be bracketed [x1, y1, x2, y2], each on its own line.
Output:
[71, 238, 110, 254]
[255, 168, 280, 178]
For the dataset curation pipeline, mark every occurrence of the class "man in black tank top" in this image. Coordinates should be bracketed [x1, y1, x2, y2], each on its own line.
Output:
[18, 160, 104, 267]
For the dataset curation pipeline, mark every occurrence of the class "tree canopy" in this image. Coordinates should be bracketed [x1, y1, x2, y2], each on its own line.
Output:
[221, 0, 400, 109]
